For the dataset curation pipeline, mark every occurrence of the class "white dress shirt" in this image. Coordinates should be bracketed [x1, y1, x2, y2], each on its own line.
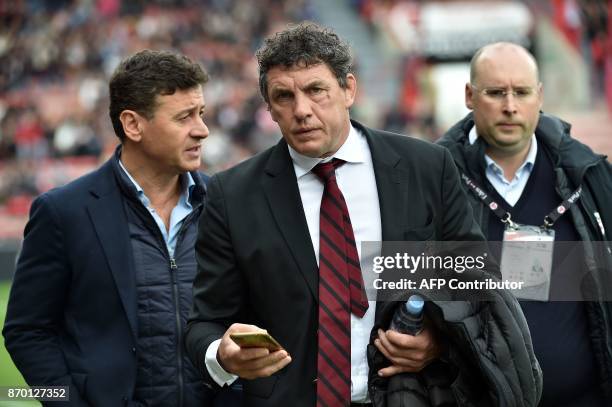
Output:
[205, 124, 381, 402]
[469, 127, 537, 205]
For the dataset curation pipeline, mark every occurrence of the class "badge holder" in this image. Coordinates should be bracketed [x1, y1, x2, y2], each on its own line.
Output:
[459, 172, 581, 301]
[500, 214, 555, 301]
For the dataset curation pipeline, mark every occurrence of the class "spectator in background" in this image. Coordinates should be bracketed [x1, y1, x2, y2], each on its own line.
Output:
[438, 42, 612, 406]
[552, 0, 609, 104]
[3, 50, 239, 406]
[13, 109, 47, 160]
[578, 0, 608, 101]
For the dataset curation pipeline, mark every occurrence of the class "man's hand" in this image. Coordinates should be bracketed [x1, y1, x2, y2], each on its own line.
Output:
[374, 322, 442, 377]
[217, 323, 292, 380]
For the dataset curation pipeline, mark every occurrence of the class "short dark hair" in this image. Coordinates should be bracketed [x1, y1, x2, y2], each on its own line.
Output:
[255, 22, 354, 104]
[108, 49, 209, 141]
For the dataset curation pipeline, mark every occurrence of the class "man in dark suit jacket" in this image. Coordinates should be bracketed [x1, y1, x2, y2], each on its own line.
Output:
[185, 23, 487, 406]
[3, 50, 226, 406]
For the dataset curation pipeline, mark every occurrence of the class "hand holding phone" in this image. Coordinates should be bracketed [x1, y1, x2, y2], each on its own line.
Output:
[218, 323, 291, 379]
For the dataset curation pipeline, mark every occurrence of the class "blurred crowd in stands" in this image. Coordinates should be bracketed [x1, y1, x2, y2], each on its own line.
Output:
[550, 0, 610, 103]
[0, 0, 312, 219]
[0, 0, 610, 235]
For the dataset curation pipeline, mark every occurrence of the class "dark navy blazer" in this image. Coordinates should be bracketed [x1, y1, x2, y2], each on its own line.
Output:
[3, 154, 210, 406]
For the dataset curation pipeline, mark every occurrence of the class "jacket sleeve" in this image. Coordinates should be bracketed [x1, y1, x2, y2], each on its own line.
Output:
[185, 174, 246, 389]
[2, 193, 89, 406]
[587, 159, 612, 242]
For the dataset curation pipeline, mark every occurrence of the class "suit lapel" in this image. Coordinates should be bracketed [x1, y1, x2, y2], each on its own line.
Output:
[352, 121, 409, 320]
[262, 140, 319, 300]
[87, 161, 138, 340]
[354, 121, 407, 242]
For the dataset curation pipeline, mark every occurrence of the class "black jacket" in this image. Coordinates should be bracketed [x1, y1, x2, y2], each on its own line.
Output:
[186, 121, 489, 406]
[368, 268, 543, 407]
[438, 112, 612, 403]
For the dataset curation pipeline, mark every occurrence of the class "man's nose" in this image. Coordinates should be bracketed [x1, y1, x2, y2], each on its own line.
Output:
[293, 93, 312, 121]
[502, 93, 518, 114]
[192, 117, 209, 139]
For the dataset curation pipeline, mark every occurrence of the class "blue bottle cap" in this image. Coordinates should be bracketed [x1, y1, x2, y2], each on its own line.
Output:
[406, 295, 424, 315]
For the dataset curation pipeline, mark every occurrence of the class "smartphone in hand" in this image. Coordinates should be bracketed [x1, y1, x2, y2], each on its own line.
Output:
[230, 331, 283, 351]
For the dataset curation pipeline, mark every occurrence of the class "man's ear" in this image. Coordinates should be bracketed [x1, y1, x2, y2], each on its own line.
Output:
[344, 73, 357, 108]
[120, 110, 144, 142]
[465, 83, 474, 110]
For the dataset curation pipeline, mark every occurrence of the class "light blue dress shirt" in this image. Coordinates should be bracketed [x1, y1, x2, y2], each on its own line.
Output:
[118, 160, 195, 258]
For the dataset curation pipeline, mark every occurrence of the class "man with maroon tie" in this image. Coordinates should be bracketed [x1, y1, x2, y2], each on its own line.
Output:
[186, 23, 537, 406]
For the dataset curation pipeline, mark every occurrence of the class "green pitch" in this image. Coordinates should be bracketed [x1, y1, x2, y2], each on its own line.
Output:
[0, 280, 39, 406]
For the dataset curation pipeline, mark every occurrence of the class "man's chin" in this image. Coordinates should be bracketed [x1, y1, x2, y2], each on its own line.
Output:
[290, 142, 326, 158]
[491, 131, 524, 144]
[180, 161, 202, 173]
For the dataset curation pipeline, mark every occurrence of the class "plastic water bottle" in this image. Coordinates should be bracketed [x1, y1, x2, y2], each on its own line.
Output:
[390, 295, 424, 335]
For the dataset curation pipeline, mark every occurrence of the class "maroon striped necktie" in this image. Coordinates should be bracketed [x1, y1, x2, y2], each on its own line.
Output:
[312, 159, 369, 407]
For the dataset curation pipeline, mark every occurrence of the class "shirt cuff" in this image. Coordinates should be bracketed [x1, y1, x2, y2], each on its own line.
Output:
[205, 339, 239, 387]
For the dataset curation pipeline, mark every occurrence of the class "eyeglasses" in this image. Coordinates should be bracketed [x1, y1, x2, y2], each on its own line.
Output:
[471, 85, 538, 101]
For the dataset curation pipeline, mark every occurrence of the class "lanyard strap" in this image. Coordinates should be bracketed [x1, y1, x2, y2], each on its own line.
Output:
[460, 173, 582, 228]
[460, 173, 512, 223]
[543, 185, 582, 227]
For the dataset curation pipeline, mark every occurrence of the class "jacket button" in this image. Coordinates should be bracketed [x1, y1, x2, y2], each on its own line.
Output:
[131, 347, 136, 353]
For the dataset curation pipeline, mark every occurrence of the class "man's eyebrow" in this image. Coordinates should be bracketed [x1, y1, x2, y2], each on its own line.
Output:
[270, 83, 289, 91]
[174, 104, 204, 117]
[270, 86, 292, 95]
[303, 80, 328, 89]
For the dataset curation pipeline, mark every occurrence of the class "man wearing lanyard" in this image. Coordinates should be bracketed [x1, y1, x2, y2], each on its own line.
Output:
[439, 42, 612, 406]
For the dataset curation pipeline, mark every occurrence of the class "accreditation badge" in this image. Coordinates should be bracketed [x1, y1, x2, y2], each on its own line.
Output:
[500, 224, 555, 301]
